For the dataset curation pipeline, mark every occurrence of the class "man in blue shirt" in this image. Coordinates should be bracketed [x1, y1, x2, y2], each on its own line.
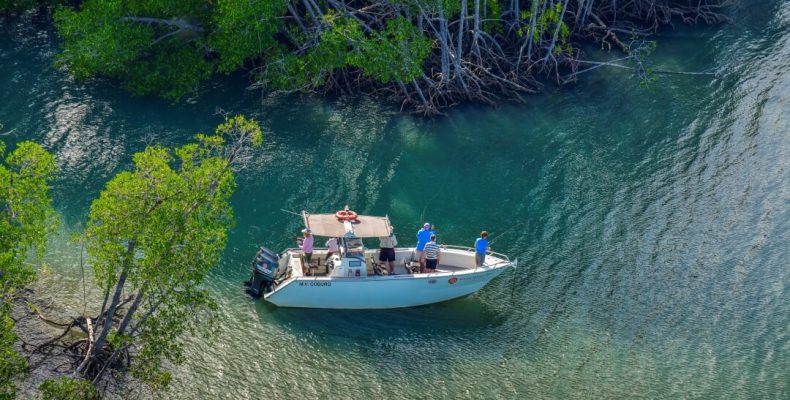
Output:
[474, 231, 490, 267]
[415, 222, 433, 269]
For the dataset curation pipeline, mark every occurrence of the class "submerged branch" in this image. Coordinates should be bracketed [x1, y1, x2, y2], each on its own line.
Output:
[569, 59, 717, 80]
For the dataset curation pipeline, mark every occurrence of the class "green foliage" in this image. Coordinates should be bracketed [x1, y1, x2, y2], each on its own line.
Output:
[84, 115, 261, 388]
[390, 0, 462, 16]
[264, 14, 359, 90]
[51, 0, 581, 101]
[263, 15, 430, 90]
[209, 0, 287, 73]
[39, 377, 97, 400]
[350, 17, 431, 83]
[54, 0, 214, 100]
[438, 0, 462, 15]
[535, 3, 559, 42]
[515, 1, 572, 55]
[0, 311, 26, 399]
[53, 0, 291, 100]
[46, 0, 714, 109]
[54, 1, 155, 79]
[1, 140, 57, 295]
[484, 0, 504, 34]
[0, 140, 56, 400]
[122, 43, 214, 99]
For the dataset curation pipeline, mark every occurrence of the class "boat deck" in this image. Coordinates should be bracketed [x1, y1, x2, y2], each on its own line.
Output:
[385, 263, 466, 275]
[277, 244, 512, 280]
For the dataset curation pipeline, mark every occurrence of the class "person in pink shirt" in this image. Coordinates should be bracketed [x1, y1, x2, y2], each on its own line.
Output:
[297, 228, 314, 267]
[325, 237, 339, 260]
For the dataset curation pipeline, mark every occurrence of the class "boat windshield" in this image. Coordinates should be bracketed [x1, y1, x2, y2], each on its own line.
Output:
[343, 236, 365, 257]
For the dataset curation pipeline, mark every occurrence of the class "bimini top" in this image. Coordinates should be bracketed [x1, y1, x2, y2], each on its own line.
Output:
[302, 212, 392, 238]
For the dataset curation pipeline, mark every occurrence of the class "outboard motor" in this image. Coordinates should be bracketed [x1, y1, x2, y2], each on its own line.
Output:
[244, 247, 279, 297]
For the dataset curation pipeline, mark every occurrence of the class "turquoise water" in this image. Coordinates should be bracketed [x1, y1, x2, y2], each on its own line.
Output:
[1, 2, 788, 398]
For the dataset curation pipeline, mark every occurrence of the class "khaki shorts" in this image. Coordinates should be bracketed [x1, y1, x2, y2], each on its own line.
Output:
[415, 250, 424, 262]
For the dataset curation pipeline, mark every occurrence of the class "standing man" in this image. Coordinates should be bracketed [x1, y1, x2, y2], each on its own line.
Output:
[298, 228, 314, 273]
[415, 222, 432, 270]
[474, 231, 490, 267]
[423, 235, 441, 273]
[378, 228, 398, 274]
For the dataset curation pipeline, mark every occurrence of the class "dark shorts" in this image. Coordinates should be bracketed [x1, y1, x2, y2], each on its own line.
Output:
[379, 248, 395, 262]
[425, 258, 438, 270]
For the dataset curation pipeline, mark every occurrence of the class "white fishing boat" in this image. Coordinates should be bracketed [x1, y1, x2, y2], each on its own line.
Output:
[245, 210, 516, 309]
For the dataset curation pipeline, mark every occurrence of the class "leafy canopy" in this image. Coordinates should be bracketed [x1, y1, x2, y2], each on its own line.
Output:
[53, 0, 286, 100]
[53, 1, 431, 99]
[0, 140, 57, 399]
[210, 0, 288, 73]
[262, 15, 430, 90]
[0, 141, 58, 291]
[83, 115, 261, 388]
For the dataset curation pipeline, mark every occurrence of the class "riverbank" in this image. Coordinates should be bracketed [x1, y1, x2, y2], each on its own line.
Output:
[10, 288, 135, 399]
[4, 1, 733, 115]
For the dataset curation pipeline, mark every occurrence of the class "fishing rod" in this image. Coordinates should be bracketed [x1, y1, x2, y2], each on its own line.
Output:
[280, 208, 302, 217]
[488, 222, 526, 246]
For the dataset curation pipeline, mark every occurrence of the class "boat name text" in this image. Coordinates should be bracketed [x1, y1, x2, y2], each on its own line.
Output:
[299, 281, 332, 287]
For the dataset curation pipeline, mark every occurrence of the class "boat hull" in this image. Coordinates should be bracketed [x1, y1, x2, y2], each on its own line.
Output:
[263, 266, 508, 309]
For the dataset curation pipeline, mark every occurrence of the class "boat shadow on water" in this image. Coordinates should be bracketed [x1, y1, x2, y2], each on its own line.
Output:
[252, 295, 508, 344]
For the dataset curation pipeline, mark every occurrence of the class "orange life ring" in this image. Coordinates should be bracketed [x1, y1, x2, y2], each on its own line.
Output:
[335, 209, 358, 221]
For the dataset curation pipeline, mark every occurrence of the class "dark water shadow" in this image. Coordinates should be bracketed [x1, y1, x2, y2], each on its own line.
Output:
[251, 294, 508, 345]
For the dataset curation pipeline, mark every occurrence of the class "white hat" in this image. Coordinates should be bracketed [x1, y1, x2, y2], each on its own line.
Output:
[302, 228, 311, 234]
[423, 222, 430, 228]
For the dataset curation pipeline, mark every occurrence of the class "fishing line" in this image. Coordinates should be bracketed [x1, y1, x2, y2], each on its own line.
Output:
[509, 258, 520, 306]
[418, 166, 451, 226]
[488, 222, 527, 309]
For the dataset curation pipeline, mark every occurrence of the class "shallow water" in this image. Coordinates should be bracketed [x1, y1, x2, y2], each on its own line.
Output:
[1, 2, 788, 398]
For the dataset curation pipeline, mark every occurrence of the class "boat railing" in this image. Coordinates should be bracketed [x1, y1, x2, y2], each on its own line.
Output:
[441, 244, 511, 263]
[286, 245, 509, 260]
[283, 245, 513, 270]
